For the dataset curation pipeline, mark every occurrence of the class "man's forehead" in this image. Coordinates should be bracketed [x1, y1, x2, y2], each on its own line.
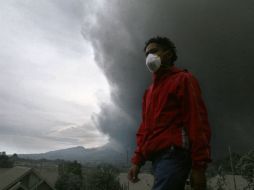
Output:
[145, 43, 159, 53]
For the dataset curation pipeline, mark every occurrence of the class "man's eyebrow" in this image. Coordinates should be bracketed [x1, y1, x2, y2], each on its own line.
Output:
[145, 47, 159, 56]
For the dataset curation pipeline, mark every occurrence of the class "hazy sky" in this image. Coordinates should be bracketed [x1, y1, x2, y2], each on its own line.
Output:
[1, 0, 254, 159]
[0, 0, 110, 154]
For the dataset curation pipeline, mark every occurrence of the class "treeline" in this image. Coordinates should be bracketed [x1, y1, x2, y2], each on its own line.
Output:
[55, 161, 125, 190]
[0, 152, 18, 168]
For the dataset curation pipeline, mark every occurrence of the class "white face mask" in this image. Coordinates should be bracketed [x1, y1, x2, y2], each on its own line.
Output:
[145, 53, 161, 72]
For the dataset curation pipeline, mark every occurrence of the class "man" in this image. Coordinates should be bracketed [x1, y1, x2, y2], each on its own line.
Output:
[128, 36, 211, 190]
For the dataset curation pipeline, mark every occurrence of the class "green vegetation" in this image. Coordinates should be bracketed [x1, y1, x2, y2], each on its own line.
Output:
[206, 152, 242, 178]
[55, 161, 124, 190]
[207, 150, 254, 190]
[236, 150, 254, 190]
[55, 160, 83, 190]
[2, 148, 252, 190]
[0, 152, 15, 168]
[83, 163, 123, 190]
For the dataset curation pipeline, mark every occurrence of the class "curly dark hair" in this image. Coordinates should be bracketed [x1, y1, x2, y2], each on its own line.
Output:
[144, 36, 178, 63]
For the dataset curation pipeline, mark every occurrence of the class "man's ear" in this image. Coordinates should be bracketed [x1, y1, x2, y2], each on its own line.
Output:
[165, 50, 172, 58]
[163, 50, 173, 63]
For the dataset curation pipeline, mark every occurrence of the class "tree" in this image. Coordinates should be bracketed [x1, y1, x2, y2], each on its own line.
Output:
[236, 150, 254, 190]
[56, 173, 82, 190]
[58, 160, 82, 177]
[84, 163, 123, 190]
[0, 152, 13, 168]
[55, 160, 83, 190]
[215, 165, 227, 190]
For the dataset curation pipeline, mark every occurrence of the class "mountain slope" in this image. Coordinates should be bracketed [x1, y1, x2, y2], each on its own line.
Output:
[19, 145, 126, 164]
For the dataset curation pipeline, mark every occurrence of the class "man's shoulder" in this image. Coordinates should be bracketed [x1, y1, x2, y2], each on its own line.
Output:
[172, 68, 194, 80]
[169, 68, 201, 89]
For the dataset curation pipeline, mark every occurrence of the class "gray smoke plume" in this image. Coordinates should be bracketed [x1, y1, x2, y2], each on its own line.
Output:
[82, 0, 254, 158]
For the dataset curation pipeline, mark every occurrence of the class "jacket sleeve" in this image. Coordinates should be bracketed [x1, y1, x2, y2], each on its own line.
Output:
[178, 73, 211, 170]
[131, 91, 147, 166]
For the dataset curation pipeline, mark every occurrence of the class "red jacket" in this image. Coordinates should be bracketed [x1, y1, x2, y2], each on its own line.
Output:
[131, 65, 211, 169]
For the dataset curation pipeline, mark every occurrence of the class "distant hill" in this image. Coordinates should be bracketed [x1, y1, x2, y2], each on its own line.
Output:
[19, 145, 127, 164]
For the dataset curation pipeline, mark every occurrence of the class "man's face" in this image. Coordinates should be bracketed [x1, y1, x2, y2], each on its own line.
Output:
[145, 43, 171, 65]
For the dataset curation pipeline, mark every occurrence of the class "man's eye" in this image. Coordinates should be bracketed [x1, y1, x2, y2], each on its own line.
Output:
[151, 49, 158, 53]
[146, 49, 158, 56]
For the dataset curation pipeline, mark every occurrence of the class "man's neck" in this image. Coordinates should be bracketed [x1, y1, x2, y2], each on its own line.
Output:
[160, 62, 173, 70]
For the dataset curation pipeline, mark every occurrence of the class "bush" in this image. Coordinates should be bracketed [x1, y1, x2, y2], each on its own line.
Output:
[0, 152, 13, 168]
[83, 163, 123, 190]
[55, 160, 83, 190]
[236, 150, 254, 190]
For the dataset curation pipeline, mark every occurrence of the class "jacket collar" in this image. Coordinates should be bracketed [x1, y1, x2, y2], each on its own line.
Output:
[152, 65, 183, 82]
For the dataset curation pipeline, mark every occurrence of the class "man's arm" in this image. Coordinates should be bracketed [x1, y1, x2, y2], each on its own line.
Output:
[178, 72, 211, 189]
[180, 73, 211, 169]
[130, 123, 146, 166]
[128, 91, 147, 183]
[130, 90, 148, 166]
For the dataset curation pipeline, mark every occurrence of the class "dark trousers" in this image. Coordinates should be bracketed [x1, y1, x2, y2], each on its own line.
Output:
[151, 146, 191, 190]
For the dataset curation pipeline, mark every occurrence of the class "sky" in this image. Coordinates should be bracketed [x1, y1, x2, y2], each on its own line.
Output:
[81, 0, 254, 158]
[1, 0, 254, 159]
[0, 0, 110, 154]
